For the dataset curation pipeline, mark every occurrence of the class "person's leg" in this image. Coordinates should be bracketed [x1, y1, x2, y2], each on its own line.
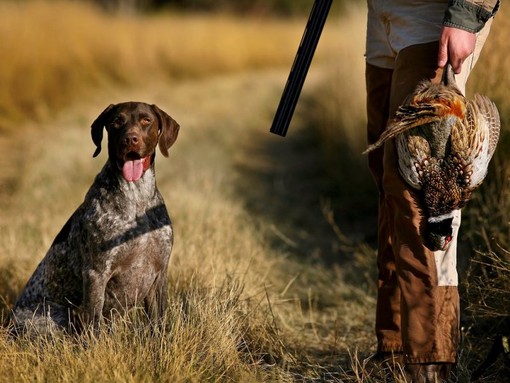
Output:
[384, 42, 459, 369]
[382, 18, 494, 378]
[454, 17, 494, 95]
[365, 0, 494, 379]
[366, 63, 404, 354]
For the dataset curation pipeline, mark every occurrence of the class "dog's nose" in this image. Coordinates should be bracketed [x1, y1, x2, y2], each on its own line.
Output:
[123, 133, 139, 147]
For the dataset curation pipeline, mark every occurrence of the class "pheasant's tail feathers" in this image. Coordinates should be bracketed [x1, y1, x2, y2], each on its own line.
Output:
[363, 104, 441, 154]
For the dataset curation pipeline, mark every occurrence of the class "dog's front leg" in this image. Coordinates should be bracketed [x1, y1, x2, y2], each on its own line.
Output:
[144, 271, 169, 323]
[80, 268, 108, 331]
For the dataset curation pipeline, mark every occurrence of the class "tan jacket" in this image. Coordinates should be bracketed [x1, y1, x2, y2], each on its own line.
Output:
[444, 0, 500, 32]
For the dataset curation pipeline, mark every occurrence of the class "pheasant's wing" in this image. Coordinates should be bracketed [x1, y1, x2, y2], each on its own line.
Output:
[450, 94, 500, 189]
[364, 102, 450, 154]
[473, 94, 500, 160]
[396, 133, 432, 190]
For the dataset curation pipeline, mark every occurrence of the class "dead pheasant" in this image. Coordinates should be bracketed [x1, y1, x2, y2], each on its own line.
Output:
[365, 64, 500, 251]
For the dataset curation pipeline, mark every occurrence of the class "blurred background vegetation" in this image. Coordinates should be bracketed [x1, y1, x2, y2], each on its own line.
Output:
[0, 0, 361, 131]
[89, 0, 357, 15]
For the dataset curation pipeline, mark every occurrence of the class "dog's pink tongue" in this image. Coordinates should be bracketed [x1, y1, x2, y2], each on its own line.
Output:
[122, 159, 144, 182]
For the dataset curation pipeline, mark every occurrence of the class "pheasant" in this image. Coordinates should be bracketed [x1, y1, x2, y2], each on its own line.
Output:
[365, 64, 500, 251]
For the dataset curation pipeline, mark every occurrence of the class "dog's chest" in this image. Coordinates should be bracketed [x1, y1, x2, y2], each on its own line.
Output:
[79, 176, 173, 267]
[87, 196, 170, 248]
[78, 193, 172, 305]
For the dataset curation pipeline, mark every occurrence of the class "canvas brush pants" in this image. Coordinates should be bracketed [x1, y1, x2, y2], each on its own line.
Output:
[365, 0, 493, 364]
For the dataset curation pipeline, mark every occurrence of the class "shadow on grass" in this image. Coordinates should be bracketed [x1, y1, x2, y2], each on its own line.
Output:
[234, 113, 377, 267]
[234, 105, 380, 380]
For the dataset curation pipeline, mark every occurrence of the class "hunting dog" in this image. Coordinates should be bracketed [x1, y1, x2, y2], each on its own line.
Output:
[6, 102, 179, 335]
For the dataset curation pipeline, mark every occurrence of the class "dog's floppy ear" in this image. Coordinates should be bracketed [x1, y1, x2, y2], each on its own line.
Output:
[152, 104, 180, 158]
[91, 104, 114, 157]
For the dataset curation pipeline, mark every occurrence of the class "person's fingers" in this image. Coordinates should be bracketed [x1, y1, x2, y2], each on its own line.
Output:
[438, 26, 476, 74]
[450, 55, 463, 74]
[437, 35, 449, 68]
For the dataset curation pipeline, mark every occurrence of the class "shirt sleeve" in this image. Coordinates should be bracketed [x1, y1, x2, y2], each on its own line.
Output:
[443, 0, 500, 33]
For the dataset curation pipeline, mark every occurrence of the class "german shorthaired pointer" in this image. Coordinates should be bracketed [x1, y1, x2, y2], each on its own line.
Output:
[6, 102, 179, 335]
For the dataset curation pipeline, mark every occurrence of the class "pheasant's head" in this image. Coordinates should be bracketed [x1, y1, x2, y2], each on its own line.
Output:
[424, 215, 454, 251]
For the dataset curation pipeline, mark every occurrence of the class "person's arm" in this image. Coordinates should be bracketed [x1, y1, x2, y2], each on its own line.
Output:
[438, 0, 500, 73]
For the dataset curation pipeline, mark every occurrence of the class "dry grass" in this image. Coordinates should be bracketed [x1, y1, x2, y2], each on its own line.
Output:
[0, 65, 375, 380]
[15, 72, 383, 382]
[0, 0, 338, 130]
[1, 1, 509, 382]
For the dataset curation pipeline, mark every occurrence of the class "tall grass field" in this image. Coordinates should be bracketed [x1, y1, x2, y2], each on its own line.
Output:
[0, 1, 509, 382]
[0, 0, 339, 130]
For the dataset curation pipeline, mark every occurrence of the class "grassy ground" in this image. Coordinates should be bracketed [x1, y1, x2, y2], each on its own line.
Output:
[0, 68, 379, 382]
[0, 1, 509, 382]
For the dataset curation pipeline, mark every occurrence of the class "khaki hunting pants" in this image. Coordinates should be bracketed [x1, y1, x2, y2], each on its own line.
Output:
[365, 4, 493, 363]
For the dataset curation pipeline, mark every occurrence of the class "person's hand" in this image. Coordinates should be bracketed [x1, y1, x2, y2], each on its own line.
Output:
[437, 26, 476, 74]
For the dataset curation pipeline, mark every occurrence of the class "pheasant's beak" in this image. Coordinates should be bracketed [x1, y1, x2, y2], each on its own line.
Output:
[426, 216, 454, 251]
[442, 235, 453, 250]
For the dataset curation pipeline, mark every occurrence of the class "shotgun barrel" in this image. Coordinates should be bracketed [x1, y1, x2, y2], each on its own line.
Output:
[270, 0, 333, 137]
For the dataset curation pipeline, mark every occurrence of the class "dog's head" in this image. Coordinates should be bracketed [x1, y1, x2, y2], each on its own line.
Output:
[91, 102, 179, 182]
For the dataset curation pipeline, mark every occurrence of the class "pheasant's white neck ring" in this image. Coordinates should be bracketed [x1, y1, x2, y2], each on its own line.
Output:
[428, 212, 455, 223]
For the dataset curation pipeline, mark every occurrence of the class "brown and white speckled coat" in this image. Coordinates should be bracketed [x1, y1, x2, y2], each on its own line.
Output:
[7, 102, 179, 335]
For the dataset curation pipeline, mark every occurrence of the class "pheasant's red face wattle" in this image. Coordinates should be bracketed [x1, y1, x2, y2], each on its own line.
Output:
[447, 98, 466, 119]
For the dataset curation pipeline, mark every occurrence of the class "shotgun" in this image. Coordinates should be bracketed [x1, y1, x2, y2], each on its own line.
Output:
[270, 0, 333, 137]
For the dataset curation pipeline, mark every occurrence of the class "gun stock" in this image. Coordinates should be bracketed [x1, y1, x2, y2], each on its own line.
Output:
[270, 0, 333, 137]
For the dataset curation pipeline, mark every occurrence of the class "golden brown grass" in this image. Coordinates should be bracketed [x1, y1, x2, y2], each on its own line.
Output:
[0, 63, 378, 381]
[1, 1, 509, 382]
[0, 0, 338, 130]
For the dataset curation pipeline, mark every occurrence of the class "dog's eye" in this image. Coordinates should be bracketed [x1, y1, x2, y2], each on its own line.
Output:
[141, 117, 152, 126]
[109, 115, 123, 129]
